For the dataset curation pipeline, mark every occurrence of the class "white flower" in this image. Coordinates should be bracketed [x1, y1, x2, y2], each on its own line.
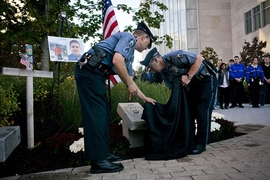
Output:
[78, 127, 84, 135]
[211, 112, 225, 121]
[211, 122, 221, 132]
[70, 127, 85, 153]
[69, 137, 84, 153]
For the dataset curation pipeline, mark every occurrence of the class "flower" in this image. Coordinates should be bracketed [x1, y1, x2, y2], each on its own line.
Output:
[211, 112, 225, 121]
[211, 121, 221, 132]
[69, 137, 84, 153]
[78, 127, 84, 135]
[69, 128, 84, 153]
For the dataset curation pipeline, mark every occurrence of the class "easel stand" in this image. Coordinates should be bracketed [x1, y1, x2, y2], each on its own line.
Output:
[52, 11, 72, 94]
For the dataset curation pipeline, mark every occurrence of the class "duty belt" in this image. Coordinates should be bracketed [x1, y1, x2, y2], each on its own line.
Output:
[97, 63, 111, 78]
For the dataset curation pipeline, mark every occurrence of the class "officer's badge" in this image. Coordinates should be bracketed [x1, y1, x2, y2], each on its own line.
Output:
[177, 53, 183, 58]
[172, 66, 178, 73]
[129, 40, 135, 47]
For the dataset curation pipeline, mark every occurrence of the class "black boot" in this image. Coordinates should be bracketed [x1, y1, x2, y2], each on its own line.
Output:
[90, 160, 124, 174]
[106, 153, 125, 162]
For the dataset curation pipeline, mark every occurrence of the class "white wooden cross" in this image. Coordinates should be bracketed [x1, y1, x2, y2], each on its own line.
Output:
[2, 67, 53, 149]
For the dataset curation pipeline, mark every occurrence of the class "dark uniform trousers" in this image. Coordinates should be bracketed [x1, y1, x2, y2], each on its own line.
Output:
[249, 78, 261, 106]
[231, 80, 244, 106]
[189, 74, 217, 146]
[74, 62, 111, 160]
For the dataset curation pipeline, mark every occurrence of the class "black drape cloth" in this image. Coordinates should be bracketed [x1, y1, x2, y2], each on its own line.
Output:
[142, 79, 194, 160]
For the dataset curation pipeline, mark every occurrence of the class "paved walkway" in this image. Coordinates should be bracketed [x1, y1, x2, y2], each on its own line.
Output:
[1, 104, 270, 180]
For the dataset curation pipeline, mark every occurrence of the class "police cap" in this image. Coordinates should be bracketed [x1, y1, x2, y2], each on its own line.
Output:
[136, 22, 157, 49]
[140, 47, 159, 66]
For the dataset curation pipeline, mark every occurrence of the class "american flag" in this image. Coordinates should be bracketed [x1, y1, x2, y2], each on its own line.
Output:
[20, 55, 30, 68]
[102, 0, 120, 39]
[102, 0, 122, 87]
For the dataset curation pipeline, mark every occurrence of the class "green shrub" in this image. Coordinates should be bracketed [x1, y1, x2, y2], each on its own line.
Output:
[110, 81, 170, 123]
[58, 76, 81, 131]
[0, 76, 21, 126]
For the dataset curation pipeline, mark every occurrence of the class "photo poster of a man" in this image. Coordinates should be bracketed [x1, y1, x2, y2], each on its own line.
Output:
[48, 36, 84, 62]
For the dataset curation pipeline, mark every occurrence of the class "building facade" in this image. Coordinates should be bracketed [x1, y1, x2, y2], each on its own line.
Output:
[142, 0, 270, 62]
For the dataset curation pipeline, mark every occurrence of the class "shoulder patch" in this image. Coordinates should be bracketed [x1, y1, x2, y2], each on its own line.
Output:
[129, 40, 135, 47]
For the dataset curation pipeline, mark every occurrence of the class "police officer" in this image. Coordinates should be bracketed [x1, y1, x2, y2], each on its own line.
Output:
[140, 47, 217, 155]
[229, 56, 246, 108]
[74, 22, 157, 174]
[246, 57, 264, 108]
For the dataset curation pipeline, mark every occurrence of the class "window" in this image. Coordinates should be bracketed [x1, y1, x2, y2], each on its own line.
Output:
[253, 5, 261, 30]
[245, 10, 252, 34]
[262, 0, 270, 26]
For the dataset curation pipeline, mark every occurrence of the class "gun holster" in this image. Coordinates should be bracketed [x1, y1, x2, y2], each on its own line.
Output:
[79, 45, 106, 68]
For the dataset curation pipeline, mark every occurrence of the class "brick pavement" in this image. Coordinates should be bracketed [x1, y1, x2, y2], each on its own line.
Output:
[1, 104, 269, 180]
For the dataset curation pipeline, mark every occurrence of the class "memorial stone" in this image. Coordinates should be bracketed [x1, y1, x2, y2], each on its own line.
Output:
[117, 103, 147, 148]
[0, 126, 21, 162]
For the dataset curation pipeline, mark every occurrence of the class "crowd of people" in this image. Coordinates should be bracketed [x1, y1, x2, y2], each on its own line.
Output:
[213, 55, 270, 109]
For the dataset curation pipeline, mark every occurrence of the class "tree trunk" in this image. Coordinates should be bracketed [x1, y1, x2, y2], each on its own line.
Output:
[40, 0, 50, 71]
[40, 35, 49, 71]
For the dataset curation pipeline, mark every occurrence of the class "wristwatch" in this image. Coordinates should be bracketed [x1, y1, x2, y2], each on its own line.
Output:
[187, 73, 193, 80]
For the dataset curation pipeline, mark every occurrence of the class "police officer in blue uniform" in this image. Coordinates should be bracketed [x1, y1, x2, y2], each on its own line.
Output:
[246, 57, 264, 107]
[74, 22, 157, 174]
[140, 47, 217, 155]
[229, 56, 246, 108]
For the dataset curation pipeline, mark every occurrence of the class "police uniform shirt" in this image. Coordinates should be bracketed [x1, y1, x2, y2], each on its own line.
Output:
[87, 32, 136, 76]
[246, 65, 264, 83]
[68, 54, 82, 61]
[161, 50, 203, 89]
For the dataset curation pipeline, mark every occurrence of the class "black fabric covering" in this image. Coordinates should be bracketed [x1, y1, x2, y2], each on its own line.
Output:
[142, 79, 194, 160]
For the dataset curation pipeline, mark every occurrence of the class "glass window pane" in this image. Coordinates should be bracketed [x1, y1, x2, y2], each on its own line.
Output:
[245, 10, 252, 34]
[253, 5, 261, 30]
[263, 0, 270, 26]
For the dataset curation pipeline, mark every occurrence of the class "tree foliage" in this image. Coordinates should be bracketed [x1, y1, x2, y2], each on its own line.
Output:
[0, 0, 171, 71]
[200, 47, 219, 65]
[239, 36, 269, 66]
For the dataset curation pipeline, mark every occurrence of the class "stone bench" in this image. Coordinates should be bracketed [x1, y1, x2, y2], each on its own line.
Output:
[0, 126, 21, 162]
[117, 103, 147, 148]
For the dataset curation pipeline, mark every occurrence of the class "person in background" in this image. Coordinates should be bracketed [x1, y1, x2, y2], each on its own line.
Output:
[209, 57, 219, 110]
[141, 67, 151, 82]
[217, 63, 230, 109]
[141, 66, 163, 84]
[75, 22, 157, 174]
[229, 56, 246, 108]
[260, 55, 270, 106]
[132, 69, 138, 81]
[246, 57, 264, 108]
[227, 59, 235, 104]
[68, 40, 82, 60]
[228, 59, 234, 69]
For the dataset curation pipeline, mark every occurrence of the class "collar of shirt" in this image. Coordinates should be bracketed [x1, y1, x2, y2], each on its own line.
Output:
[251, 64, 258, 68]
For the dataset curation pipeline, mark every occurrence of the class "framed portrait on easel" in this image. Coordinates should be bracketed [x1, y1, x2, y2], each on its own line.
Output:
[48, 36, 84, 62]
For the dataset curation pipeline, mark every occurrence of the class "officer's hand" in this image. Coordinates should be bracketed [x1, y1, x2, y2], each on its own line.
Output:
[127, 82, 138, 101]
[181, 75, 191, 86]
[144, 97, 156, 105]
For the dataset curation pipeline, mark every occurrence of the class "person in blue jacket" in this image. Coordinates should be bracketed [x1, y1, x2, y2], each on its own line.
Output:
[74, 22, 157, 174]
[229, 56, 246, 108]
[246, 57, 264, 107]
